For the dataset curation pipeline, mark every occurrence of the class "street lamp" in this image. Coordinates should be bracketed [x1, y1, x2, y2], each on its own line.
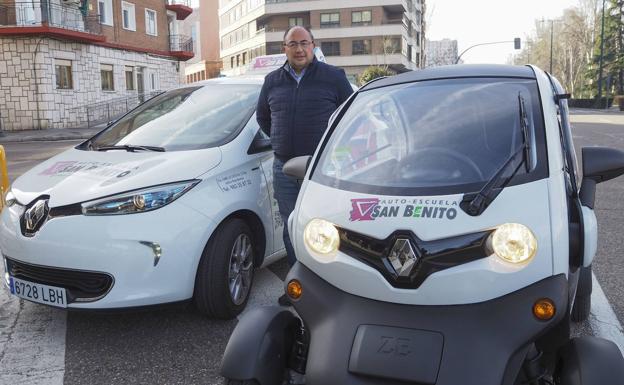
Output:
[455, 38, 521, 64]
[540, 18, 562, 74]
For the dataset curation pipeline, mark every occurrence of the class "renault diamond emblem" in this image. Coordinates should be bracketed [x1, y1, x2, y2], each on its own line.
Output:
[388, 238, 418, 277]
[24, 199, 49, 232]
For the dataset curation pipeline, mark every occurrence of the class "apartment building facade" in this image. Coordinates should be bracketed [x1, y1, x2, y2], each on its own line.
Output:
[426, 38, 458, 67]
[185, 0, 222, 83]
[0, 0, 194, 131]
[218, 0, 425, 82]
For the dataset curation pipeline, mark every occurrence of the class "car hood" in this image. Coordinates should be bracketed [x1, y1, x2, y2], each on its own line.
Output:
[11, 147, 222, 207]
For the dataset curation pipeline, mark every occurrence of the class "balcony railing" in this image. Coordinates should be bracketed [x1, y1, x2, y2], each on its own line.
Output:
[166, 0, 192, 6]
[170, 34, 193, 52]
[0, 1, 101, 35]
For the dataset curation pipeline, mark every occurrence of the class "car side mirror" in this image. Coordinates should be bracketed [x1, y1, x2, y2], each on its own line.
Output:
[283, 156, 311, 180]
[248, 137, 272, 155]
[579, 147, 624, 208]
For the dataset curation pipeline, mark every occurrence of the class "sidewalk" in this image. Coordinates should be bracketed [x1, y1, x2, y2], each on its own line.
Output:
[0, 125, 105, 143]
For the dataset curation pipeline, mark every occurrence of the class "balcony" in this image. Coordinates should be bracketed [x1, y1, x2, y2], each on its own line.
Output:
[165, 0, 192, 20]
[169, 34, 194, 60]
[0, 1, 104, 43]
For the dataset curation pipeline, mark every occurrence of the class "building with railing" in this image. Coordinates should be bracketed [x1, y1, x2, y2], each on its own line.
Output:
[0, 0, 195, 130]
[217, 0, 425, 81]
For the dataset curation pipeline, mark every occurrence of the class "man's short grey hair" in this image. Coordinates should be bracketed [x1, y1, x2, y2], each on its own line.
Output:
[283, 26, 314, 42]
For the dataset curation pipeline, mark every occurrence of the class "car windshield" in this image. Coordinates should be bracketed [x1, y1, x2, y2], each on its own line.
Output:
[88, 84, 261, 151]
[312, 77, 547, 195]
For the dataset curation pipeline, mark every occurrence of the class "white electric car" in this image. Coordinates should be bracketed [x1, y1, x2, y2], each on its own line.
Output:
[1, 76, 286, 319]
[221, 65, 624, 385]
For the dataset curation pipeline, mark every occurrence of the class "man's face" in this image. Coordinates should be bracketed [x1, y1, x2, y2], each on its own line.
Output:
[283, 27, 315, 72]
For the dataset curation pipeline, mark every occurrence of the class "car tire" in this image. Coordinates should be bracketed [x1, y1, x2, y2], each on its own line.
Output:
[194, 218, 255, 319]
[571, 265, 592, 322]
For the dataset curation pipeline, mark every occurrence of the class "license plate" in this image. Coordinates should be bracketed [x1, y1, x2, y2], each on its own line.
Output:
[9, 276, 67, 308]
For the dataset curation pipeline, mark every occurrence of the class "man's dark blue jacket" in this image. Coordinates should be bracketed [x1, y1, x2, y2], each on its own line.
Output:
[256, 58, 354, 161]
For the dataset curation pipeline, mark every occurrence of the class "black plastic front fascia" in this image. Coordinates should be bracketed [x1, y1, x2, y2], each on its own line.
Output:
[337, 227, 492, 289]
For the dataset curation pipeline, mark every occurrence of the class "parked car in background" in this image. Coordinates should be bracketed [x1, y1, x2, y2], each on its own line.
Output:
[1, 76, 285, 319]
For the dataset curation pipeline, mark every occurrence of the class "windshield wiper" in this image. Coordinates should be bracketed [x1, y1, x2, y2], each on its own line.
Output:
[460, 93, 532, 216]
[95, 145, 166, 152]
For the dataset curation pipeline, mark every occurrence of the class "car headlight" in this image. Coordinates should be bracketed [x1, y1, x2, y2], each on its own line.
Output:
[4, 188, 16, 208]
[304, 218, 340, 254]
[81, 180, 199, 216]
[489, 223, 537, 264]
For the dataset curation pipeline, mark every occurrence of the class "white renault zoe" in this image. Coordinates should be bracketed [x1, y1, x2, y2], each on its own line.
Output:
[1, 76, 285, 318]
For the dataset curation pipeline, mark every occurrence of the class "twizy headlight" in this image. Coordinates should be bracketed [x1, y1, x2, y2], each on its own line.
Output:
[81, 180, 199, 216]
[489, 223, 537, 264]
[304, 218, 340, 254]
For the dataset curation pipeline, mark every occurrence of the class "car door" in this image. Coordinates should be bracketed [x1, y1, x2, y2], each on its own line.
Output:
[246, 117, 285, 255]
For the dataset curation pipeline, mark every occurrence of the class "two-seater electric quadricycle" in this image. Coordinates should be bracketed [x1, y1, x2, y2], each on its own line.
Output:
[221, 65, 624, 385]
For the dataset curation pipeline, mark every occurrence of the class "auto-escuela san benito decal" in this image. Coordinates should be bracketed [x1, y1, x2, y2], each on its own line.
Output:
[350, 198, 458, 221]
[40, 161, 138, 179]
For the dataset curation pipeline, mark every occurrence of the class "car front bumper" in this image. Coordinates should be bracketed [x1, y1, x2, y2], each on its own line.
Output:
[0, 201, 216, 309]
[288, 262, 568, 385]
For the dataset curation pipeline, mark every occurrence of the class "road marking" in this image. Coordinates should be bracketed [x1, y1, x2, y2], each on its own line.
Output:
[590, 272, 624, 355]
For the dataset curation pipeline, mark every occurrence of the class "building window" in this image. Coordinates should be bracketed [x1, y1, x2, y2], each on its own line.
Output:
[55, 59, 73, 89]
[288, 17, 303, 27]
[98, 0, 113, 26]
[125, 66, 135, 90]
[242, 52, 247, 65]
[150, 73, 157, 89]
[352, 39, 371, 55]
[351, 10, 372, 26]
[321, 41, 340, 56]
[383, 37, 401, 54]
[201, 70, 206, 80]
[145, 9, 157, 36]
[101, 64, 114, 91]
[320, 12, 339, 28]
[266, 42, 282, 55]
[121, 2, 136, 31]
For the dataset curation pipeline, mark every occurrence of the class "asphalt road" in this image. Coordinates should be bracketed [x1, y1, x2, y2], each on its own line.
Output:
[1, 109, 624, 384]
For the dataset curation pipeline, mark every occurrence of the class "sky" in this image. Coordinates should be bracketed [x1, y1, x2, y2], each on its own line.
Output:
[426, 0, 582, 64]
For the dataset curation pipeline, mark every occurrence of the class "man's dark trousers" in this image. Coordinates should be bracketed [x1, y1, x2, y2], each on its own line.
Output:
[273, 157, 299, 266]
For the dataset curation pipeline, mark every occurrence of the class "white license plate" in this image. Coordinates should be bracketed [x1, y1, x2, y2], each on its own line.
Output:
[9, 276, 67, 308]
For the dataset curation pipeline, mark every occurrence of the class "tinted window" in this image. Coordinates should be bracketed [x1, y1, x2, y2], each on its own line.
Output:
[89, 84, 261, 151]
[312, 77, 547, 195]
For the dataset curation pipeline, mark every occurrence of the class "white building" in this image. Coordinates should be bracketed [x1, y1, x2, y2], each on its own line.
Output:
[217, 0, 426, 82]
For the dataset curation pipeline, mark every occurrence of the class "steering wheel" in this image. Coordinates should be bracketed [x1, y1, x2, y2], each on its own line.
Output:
[397, 147, 485, 184]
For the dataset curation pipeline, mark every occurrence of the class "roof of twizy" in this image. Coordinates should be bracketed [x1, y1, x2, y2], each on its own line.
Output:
[362, 64, 537, 91]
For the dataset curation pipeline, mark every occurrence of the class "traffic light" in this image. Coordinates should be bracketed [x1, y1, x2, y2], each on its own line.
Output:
[514, 38, 521, 50]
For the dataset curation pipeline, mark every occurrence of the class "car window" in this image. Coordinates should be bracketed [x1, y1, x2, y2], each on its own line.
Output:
[312, 77, 548, 195]
[89, 84, 261, 151]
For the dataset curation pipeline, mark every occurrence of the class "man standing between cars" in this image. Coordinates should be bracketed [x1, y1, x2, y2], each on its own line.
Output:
[257, 26, 353, 304]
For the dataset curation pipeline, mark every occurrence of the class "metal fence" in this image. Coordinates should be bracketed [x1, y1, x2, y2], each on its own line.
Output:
[0, 1, 101, 35]
[64, 91, 163, 128]
[166, 0, 192, 6]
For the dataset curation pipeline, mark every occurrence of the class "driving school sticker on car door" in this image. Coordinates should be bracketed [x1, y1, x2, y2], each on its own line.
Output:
[349, 198, 458, 221]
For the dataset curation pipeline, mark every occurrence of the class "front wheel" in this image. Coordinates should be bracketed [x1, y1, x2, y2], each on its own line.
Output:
[571, 265, 592, 322]
[194, 219, 255, 319]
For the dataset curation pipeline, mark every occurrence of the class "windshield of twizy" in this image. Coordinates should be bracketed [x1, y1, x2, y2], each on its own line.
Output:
[312, 77, 547, 196]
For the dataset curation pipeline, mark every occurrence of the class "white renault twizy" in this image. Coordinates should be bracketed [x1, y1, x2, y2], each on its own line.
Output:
[221, 65, 624, 385]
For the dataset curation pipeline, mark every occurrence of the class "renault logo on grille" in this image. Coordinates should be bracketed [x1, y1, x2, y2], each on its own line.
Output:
[387, 238, 419, 277]
[23, 199, 49, 233]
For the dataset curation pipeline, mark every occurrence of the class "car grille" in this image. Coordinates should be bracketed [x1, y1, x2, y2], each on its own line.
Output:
[5, 257, 114, 303]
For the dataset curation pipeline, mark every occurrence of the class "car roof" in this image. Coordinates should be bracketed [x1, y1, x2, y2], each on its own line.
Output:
[362, 64, 537, 91]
